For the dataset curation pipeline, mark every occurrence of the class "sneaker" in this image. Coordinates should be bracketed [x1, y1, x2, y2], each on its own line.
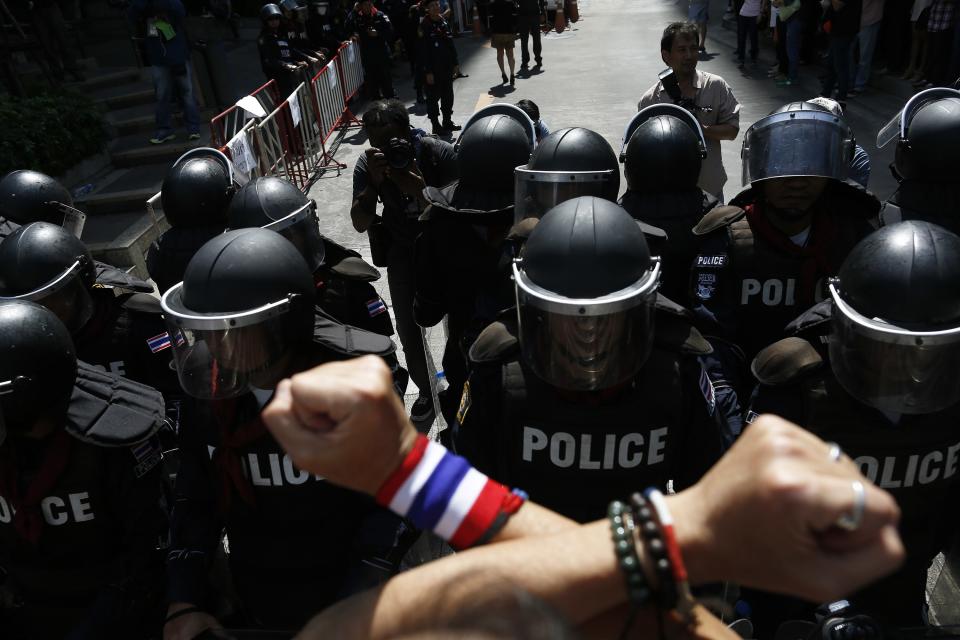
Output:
[188, 132, 201, 141]
[149, 133, 176, 145]
[410, 393, 435, 423]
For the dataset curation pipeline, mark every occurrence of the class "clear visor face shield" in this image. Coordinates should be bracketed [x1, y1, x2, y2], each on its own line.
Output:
[161, 287, 306, 399]
[262, 200, 326, 272]
[618, 103, 708, 162]
[741, 110, 855, 185]
[828, 282, 960, 415]
[876, 87, 960, 149]
[513, 167, 620, 225]
[0, 260, 94, 332]
[513, 259, 661, 391]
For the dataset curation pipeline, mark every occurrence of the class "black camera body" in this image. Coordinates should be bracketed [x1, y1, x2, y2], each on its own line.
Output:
[384, 137, 415, 169]
[658, 68, 713, 114]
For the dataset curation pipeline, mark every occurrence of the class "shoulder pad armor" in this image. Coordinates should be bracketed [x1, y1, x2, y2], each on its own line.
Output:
[468, 310, 520, 364]
[329, 255, 381, 281]
[653, 295, 713, 355]
[313, 313, 396, 357]
[751, 337, 823, 386]
[785, 300, 833, 336]
[94, 262, 154, 293]
[692, 205, 746, 236]
[66, 361, 166, 446]
[119, 292, 163, 315]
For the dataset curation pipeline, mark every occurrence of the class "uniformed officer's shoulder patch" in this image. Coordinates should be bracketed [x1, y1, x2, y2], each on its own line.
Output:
[456, 379, 472, 425]
[692, 205, 746, 236]
[468, 313, 519, 364]
[129, 435, 163, 478]
[751, 337, 823, 386]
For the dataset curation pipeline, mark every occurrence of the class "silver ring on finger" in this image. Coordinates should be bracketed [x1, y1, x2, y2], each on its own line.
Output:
[835, 480, 866, 531]
[827, 441, 842, 463]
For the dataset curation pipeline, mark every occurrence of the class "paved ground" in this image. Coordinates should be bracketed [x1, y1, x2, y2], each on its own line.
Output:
[305, 0, 915, 427]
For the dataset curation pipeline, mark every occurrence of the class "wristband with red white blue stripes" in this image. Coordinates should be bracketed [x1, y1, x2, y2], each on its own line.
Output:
[375, 435, 526, 550]
[645, 488, 696, 622]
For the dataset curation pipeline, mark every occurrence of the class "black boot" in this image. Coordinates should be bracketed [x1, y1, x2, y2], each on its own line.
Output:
[441, 118, 461, 132]
[431, 118, 444, 135]
[416, 89, 426, 103]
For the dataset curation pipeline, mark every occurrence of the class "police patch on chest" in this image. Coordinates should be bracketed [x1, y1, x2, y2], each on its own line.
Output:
[695, 254, 727, 268]
[696, 273, 717, 301]
[456, 380, 472, 425]
[131, 437, 162, 478]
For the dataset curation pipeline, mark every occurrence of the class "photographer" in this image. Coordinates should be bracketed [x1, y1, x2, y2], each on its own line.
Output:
[350, 99, 458, 425]
[638, 22, 740, 202]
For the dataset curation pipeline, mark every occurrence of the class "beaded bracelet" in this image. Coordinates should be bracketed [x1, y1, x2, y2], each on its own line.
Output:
[630, 492, 677, 611]
[607, 500, 653, 607]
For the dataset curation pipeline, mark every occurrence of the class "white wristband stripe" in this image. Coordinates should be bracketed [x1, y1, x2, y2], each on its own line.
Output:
[390, 440, 446, 514]
[433, 467, 488, 540]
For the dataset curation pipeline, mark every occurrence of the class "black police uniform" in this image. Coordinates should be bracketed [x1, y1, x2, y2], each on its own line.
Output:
[417, 13, 459, 128]
[0, 360, 168, 638]
[314, 234, 395, 336]
[454, 299, 726, 523]
[881, 181, 960, 235]
[147, 226, 225, 294]
[258, 28, 312, 97]
[743, 319, 960, 633]
[347, 6, 396, 98]
[166, 317, 411, 629]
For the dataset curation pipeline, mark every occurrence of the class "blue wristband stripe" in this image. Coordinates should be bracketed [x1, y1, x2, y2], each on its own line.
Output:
[407, 450, 471, 530]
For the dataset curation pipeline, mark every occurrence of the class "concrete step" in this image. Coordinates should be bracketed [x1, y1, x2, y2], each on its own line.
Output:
[75, 164, 166, 215]
[109, 130, 211, 168]
[91, 79, 155, 110]
[106, 103, 216, 135]
[67, 66, 143, 93]
[82, 210, 169, 278]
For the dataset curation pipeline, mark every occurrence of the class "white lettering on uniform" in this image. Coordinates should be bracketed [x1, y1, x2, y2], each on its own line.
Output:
[522, 428, 669, 470]
[920, 451, 943, 484]
[854, 444, 960, 489]
[249, 453, 271, 486]
[70, 492, 95, 523]
[0, 496, 11, 523]
[244, 452, 323, 486]
[741, 278, 797, 306]
[42, 496, 68, 526]
[283, 455, 310, 485]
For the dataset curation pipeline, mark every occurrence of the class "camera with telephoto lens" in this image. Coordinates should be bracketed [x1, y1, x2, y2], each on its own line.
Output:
[384, 137, 414, 169]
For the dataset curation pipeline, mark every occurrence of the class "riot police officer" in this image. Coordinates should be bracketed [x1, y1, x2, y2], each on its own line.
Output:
[0, 300, 168, 638]
[688, 101, 878, 440]
[0, 222, 178, 395]
[147, 147, 236, 294]
[618, 104, 715, 304]
[417, 0, 460, 135]
[416, 111, 534, 424]
[877, 87, 960, 233]
[0, 169, 80, 239]
[743, 221, 960, 635]
[454, 196, 726, 522]
[347, 0, 396, 99]
[160, 228, 410, 635]
[280, 0, 327, 62]
[259, 2, 312, 97]
[226, 175, 394, 337]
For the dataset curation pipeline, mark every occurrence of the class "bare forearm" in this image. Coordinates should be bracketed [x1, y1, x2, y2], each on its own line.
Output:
[704, 123, 738, 141]
[350, 188, 379, 232]
[493, 501, 578, 541]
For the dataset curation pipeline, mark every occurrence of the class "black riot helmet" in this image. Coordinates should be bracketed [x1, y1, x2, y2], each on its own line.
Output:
[161, 147, 237, 227]
[514, 128, 620, 224]
[0, 300, 77, 442]
[261, 2, 283, 20]
[828, 221, 960, 415]
[161, 228, 316, 399]
[227, 176, 325, 271]
[0, 170, 86, 238]
[876, 88, 960, 182]
[622, 104, 706, 193]
[0, 222, 96, 332]
[513, 196, 660, 391]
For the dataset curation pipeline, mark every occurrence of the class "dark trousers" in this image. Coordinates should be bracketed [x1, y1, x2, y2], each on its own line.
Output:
[386, 242, 430, 394]
[363, 60, 395, 99]
[822, 35, 854, 100]
[517, 14, 542, 65]
[925, 29, 954, 85]
[775, 17, 788, 74]
[425, 77, 454, 122]
[736, 14, 759, 60]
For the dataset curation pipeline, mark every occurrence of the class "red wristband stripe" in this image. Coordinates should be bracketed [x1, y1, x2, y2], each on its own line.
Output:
[375, 434, 428, 506]
[449, 478, 509, 549]
[647, 489, 689, 583]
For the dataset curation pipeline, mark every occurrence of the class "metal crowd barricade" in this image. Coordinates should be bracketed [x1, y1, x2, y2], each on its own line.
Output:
[309, 62, 348, 170]
[209, 79, 280, 149]
[250, 84, 321, 191]
[335, 40, 364, 129]
[222, 120, 262, 183]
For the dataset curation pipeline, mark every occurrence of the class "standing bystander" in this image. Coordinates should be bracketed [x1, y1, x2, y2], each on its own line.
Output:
[920, 0, 957, 87]
[517, 0, 545, 71]
[820, 0, 862, 103]
[850, 0, 883, 95]
[688, 0, 710, 52]
[638, 22, 741, 201]
[417, 0, 461, 134]
[736, 0, 765, 67]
